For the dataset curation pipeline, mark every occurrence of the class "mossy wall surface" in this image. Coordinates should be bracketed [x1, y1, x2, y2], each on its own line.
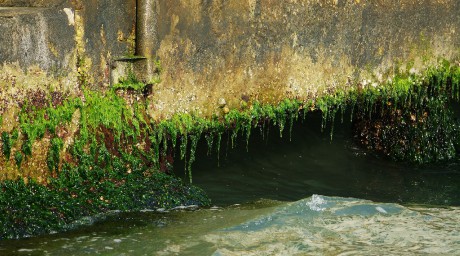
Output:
[0, 0, 136, 179]
[0, 0, 460, 239]
[0, 0, 459, 181]
[0, 1, 458, 183]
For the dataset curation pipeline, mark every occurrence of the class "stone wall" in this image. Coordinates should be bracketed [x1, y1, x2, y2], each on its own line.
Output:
[1, 0, 459, 119]
[0, 0, 459, 180]
[0, 0, 136, 111]
[0, 0, 136, 180]
[148, 0, 460, 119]
[0, 7, 75, 74]
[0, 0, 66, 7]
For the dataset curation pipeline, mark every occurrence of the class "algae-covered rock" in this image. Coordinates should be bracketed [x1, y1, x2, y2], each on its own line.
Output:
[0, 169, 210, 239]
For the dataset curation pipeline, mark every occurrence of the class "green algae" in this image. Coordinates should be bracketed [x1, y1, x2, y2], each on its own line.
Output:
[0, 60, 459, 240]
[1, 130, 19, 164]
[13, 151, 23, 169]
[0, 85, 212, 238]
[46, 137, 63, 174]
[0, 168, 209, 239]
[112, 70, 146, 92]
[1, 132, 12, 160]
[349, 61, 460, 163]
[19, 98, 81, 157]
[0, 89, 212, 239]
[4, 60, 460, 179]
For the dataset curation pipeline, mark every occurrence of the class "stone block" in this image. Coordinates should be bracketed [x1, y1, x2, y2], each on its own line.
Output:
[0, 7, 76, 75]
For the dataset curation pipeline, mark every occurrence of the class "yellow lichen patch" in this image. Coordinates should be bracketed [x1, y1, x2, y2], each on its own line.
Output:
[247, 0, 258, 18]
[74, 10, 94, 86]
[117, 30, 125, 42]
[127, 25, 136, 55]
[21, 138, 50, 180]
[48, 42, 59, 58]
[0, 135, 49, 182]
[100, 25, 107, 47]
[179, 0, 203, 23]
[0, 107, 19, 133]
[62, 109, 81, 153]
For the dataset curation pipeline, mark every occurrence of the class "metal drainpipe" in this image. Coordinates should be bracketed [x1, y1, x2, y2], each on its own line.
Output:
[135, 0, 157, 82]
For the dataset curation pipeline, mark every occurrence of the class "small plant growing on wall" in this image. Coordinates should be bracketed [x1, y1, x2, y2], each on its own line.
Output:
[112, 58, 162, 96]
[1, 132, 11, 160]
[14, 151, 23, 169]
[112, 69, 146, 91]
[47, 137, 64, 174]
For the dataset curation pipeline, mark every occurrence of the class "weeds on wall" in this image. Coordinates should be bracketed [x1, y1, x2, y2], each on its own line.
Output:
[0, 60, 459, 239]
[2, 61, 460, 176]
[1, 132, 11, 160]
[350, 61, 460, 163]
[112, 59, 162, 92]
[0, 88, 211, 239]
[112, 70, 146, 91]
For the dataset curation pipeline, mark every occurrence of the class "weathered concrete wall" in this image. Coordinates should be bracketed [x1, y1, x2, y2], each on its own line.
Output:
[2, 0, 459, 119]
[77, 0, 137, 88]
[0, 7, 75, 74]
[0, 0, 136, 111]
[0, 0, 136, 180]
[0, 0, 459, 181]
[148, 0, 460, 119]
[0, 0, 66, 7]
[0, 5, 78, 128]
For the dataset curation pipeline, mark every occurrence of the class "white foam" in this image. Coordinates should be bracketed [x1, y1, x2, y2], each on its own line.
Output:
[376, 206, 388, 214]
[307, 194, 327, 212]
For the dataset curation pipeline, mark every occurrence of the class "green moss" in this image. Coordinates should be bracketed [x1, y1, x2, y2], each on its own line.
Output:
[112, 70, 146, 91]
[1, 132, 11, 160]
[112, 61, 162, 92]
[19, 98, 81, 157]
[0, 168, 209, 239]
[346, 61, 460, 163]
[0, 129, 18, 161]
[0, 87, 212, 239]
[11, 61, 460, 169]
[14, 151, 23, 169]
[1, 60, 459, 240]
[83, 90, 130, 139]
[10, 129, 18, 142]
[150, 97, 303, 181]
[46, 138, 63, 174]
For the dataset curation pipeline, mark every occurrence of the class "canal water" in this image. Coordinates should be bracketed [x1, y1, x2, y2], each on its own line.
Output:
[1, 111, 459, 255]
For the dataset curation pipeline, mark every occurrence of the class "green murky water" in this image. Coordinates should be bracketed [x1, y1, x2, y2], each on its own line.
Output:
[1, 112, 459, 255]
